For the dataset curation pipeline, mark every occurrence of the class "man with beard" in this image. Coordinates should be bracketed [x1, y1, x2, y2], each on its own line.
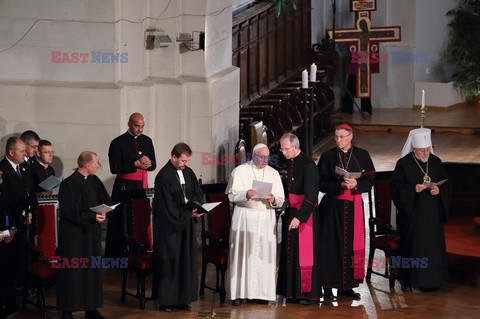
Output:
[152, 143, 203, 312]
[391, 128, 452, 291]
[106, 112, 156, 258]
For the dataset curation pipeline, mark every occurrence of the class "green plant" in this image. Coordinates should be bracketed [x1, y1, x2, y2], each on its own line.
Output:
[446, 0, 480, 91]
[467, 79, 480, 97]
[271, 0, 297, 16]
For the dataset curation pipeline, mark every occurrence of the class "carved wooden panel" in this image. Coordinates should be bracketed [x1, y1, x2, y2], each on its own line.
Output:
[233, 0, 311, 106]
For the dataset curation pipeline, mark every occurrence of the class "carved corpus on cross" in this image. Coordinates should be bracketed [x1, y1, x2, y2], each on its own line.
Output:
[327, 0, 401, 98]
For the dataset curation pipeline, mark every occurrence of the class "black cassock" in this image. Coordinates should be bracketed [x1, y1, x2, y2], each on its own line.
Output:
[152, 161, 203, 306]
[56, 171, 111, 312]
[276, 151, 322, 299]
[105, 132, 156, 258]
[391, 153, 452, 289]
[31, 161, 55, 193]
[317, 146, 375, 290]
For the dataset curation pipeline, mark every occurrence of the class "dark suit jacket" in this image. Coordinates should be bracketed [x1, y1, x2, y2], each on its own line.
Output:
[0, 158, 37, 228]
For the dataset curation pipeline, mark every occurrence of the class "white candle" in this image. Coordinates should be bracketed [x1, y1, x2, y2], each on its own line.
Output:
[302, 69, 308, 88]
[309, 63, 317, 82]
[421, 89, 425, 110]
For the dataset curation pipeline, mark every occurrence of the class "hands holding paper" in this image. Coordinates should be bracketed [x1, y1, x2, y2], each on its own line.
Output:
[95, 214, 106, 223]
[246, 188, 276, 203]
[342, 177, 358, 190]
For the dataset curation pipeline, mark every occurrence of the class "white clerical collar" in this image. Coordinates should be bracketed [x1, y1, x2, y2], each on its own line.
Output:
[176, 170, 186, 184]
[127, 130, 139, 138]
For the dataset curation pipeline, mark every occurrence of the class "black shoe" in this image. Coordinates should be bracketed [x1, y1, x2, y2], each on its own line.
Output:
[323, 288, 334, 300]
[174, 304, 191, 310]
[338, 289, 361, 299]
[246, 299, 268, 304]
[160, 305, 172, 312]
[401, 284, 412, 292]
[85, 309, 105, 319]
[299, 298, 317, 305]
[231, 299, 242, 306]
[62, 311, 74, 319]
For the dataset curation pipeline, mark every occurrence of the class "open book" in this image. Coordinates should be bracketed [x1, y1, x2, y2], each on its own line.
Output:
[90, 203, 121, 215]
[38, 175, 63, 190]
[335, 166, 363, 179]
[182, 201, 221, 214]
[422, 179, 448, 190]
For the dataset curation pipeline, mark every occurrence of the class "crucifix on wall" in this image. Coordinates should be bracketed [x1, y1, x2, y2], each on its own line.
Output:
[327, 0, 401, 113]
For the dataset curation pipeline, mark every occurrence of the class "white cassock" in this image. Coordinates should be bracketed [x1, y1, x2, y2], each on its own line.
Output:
[226, 161, 285, 301]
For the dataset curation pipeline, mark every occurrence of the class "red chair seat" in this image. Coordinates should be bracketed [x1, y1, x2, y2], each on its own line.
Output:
[204, 247, 229, 264]
[371, 234, 400, 251]
[127, 252, 153, 270]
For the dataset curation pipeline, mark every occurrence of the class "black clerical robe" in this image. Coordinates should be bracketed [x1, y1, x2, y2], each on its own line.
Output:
[106, 131, 156, 258]
[317, 146, 375, 290]
[277, 151, 322, 299]
[31, 161, 55, 193]
[152, 161, 203, 306]
[391, 153, 452, 289]
[56, 171, 111, 312]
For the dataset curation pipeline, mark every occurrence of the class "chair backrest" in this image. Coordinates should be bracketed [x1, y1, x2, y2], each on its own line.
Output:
[200, 183, 230, 245]
[131, 197, 153, 251]
[373, 171, 394, 224]
[250, 120, 268, 150]
[34, 204, 57, 259]
[235, 139, 248, 166]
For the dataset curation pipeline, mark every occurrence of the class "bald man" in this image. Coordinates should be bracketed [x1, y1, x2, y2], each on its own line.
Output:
[106, 112, 156, 258]
[57, 151, 111, 319]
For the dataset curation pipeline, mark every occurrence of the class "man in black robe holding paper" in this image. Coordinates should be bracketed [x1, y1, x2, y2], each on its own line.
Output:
[392, 128, 452, 291]
[152, 143, 204, 312]
[31, 139, 56, 195]
[105, 112, 156, 258]
[276, 133, 322, 305]
[57, 151, 111, 319]
[317, 123, 375, 300]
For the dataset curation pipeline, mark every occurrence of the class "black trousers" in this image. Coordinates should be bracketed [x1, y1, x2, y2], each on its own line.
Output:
[341, 74, 372, 114]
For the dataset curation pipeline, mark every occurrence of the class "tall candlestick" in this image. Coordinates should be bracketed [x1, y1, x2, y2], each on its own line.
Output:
[309, 63, 317, 82]
[421, 89, 426, 128]
[302, 69, 308, 88]
[421, 89, 425, 110]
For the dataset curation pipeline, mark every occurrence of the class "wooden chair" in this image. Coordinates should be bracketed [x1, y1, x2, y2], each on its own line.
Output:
[366, 171, 401, 288]
[199, 183, 230, 304]
[249, 121, 268, 150]
[235, 139, 248, 165]
[24, 204, 57, 317]
[120, 197, 153, 309]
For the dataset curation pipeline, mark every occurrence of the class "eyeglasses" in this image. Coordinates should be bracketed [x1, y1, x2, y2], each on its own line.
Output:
[27, 143, 39, 150]
[40, 151, 55, 155]
[279, 146, 293, 152]
[334, 133, 352, 140]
